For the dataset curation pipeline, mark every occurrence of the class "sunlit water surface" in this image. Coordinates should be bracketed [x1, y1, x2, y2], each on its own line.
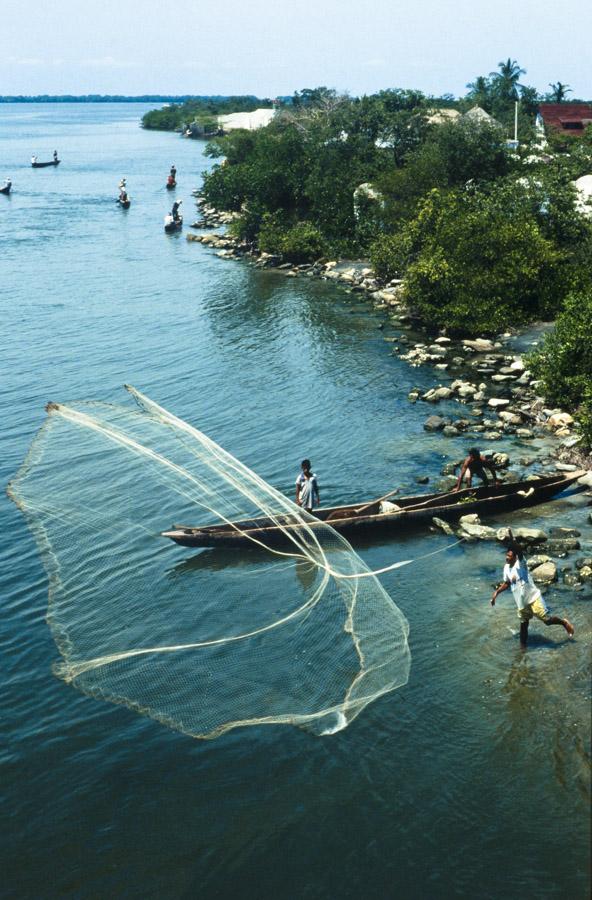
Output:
[0, 104, 590, 899]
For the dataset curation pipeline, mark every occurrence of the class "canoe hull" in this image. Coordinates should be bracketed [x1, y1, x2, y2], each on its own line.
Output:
[164, 217, 183, 233]
[162, 471, 586, 549]
[32, 160, 60, 168]
[0, 185, 10, 195]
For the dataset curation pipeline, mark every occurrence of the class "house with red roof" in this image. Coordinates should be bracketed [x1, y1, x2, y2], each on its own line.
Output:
[538, 103, 592, 136]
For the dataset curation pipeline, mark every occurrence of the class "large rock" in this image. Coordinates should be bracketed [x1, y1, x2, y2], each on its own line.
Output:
[462, 339, 495, 352]
[424, 415, 446, 432]
[513, 527, 548, 544]
[498, 411, 523, 425]
[528, 554, 551, 568]
[459, 513, 480, 526]
[492, 452, 510, 468]
[546, 538, 581, 554]
[531, 561, 558, 585]
[577, 471, 592, 488]
[548, 412, 574, 429]
[548, 527, 581, 539]
[488, 398, 511, 409]
[460, 522, 497, 540]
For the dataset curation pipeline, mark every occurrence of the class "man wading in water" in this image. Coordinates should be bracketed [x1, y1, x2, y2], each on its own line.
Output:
[295, 459, 320, 512]
[454, 447, 498, 491]
[490, 544, 574, 647]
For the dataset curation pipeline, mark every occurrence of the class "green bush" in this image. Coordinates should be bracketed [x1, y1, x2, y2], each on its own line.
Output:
[280, 222, 326, 262]
[373, 185, 588, 334]
[528, 291, 592, 445]
[258, 216, 326, 262]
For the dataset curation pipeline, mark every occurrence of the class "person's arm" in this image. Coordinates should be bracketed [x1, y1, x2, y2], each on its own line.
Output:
[313, 477, 320, 507]
[455, 459, 469, 492]
[491, 580, 510, 606]
[295, 476, 302, 506]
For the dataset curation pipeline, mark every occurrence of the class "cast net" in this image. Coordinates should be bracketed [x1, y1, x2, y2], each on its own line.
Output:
[7, 386, 411, 739]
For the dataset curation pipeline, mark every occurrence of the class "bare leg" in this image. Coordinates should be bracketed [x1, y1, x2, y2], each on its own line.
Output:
[545, 616, 575, 636]
[519, 622, 529, 647]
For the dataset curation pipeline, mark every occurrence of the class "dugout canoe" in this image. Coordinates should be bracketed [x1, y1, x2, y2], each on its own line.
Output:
[31, 159, 60, 168]
[162, 470, 587, 549]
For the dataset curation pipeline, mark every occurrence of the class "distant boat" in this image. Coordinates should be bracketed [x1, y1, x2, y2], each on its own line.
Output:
[166, 176, 176, 190]
[117, 197, 131, 209]
[164, 214, 183, 233]
[0, 181, 11, 195]
[32, 159, 60, 168]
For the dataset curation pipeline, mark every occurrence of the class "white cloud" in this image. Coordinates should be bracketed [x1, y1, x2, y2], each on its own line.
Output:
[5, 56, 44, 66]
[81, 56, 137, 69]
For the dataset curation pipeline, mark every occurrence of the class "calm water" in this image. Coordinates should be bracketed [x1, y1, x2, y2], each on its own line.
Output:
[1, 104, 590, 900]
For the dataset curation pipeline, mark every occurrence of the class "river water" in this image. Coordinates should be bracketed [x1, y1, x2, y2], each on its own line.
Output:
[1, 104, 590, 899]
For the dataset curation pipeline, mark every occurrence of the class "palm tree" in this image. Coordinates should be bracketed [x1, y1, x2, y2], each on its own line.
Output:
[465, 75, 492, 112]
[490, 58, 526, 101]
[548, 82, 572, 103]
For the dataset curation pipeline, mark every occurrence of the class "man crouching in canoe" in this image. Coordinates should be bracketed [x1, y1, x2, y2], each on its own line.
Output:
[454, 447, 498, 491]
[490, 544, 574, 647]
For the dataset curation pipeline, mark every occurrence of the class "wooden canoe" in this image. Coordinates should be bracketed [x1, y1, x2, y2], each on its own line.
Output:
[32, 159, 60, 168]
[162, 470, 587, 549]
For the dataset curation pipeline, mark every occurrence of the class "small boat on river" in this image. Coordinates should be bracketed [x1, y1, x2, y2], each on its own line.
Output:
[0, 179, 11, 195]
[162, 470, 587, 549]
[166, 176, 176, 190]
[117, 196, 131, 209]
[32, 158, 60, 168]
[164, 214, 183, 233]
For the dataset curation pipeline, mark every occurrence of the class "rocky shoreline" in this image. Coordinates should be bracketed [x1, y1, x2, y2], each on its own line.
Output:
[188, 196, 589, 455]
[187, 193, 591, 589]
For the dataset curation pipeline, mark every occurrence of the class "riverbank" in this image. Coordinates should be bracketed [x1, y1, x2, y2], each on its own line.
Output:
[188, 194, 591, 472]
[186, 193, 592, 591]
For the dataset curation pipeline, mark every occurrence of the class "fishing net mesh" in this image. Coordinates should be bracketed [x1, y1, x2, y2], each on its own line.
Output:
[8, 386, 410, 739]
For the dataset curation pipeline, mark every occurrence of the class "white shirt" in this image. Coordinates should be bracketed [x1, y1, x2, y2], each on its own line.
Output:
[296, 471, 319, 509]
[503, 560, 542, 610]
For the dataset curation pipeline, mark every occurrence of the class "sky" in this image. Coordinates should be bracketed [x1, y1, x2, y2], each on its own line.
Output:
[2, 0, 591, 99]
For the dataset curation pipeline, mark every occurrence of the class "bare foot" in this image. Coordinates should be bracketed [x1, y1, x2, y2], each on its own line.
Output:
[563, 619, 575, 637]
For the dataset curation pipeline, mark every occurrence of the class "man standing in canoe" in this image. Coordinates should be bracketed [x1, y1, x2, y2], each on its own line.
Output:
[490, 544, 574, 647]
[295, 459, 320, 512]
[454, 447, 498, 491]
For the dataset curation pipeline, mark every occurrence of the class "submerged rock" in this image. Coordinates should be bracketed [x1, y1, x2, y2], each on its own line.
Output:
[424, 415, 446, 432]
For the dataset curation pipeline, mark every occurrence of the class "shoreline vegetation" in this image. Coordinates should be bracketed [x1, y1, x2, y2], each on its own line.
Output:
[141, 96, 274, 134]
[139, 69, 592, 450]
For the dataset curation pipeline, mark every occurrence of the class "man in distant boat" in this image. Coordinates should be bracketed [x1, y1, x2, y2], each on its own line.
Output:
[295, 459, 320, 511]
[31, 155, 37, 165]
[490, 543, 574, 647]
[171, 199, 182, 221]
[170, 164, 177, 182]
[53, 150, 58, 162]
[454, 447, 498, 491]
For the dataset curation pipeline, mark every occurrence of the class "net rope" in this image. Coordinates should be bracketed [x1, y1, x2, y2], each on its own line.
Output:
[8, 386, 414, 739]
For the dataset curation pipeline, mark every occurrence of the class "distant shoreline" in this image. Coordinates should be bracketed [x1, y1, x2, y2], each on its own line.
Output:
[0, 95, 235, 104]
